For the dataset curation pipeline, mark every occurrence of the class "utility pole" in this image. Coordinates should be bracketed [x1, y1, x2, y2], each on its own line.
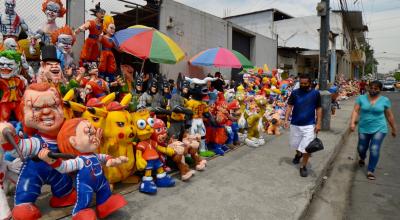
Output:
[317, 0, 331, 130]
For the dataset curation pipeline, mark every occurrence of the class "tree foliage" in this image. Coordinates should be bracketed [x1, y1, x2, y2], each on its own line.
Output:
[394, 72, 400, 81]
[362, 43, 378, 76]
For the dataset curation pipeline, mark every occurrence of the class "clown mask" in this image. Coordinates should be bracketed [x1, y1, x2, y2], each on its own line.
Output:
[0, 56, 20, 79]
[56, 34, 73, 54]
[45, 2, 61, 22]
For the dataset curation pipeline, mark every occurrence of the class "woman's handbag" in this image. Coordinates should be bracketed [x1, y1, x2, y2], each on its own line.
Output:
[305, 135, 324, 153]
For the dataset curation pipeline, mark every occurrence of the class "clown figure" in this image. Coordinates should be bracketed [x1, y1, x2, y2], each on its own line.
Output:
[2, 38, 35, 81]
[38, 118, 128, 220]
[51, 25, 76, 71]
[0, 50, 27, 122]
[31, 0, 67, 51]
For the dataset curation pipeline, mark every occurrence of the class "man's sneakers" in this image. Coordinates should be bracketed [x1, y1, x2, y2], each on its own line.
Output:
[300, 166, 308, 177]
[292, 153, 303, 164]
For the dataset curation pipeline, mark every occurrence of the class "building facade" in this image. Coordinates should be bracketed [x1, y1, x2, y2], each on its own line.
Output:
[225, 8, 367, 81]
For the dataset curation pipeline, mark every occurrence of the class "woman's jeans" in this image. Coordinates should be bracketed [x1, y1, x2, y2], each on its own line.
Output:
[358, 132, 386, 172]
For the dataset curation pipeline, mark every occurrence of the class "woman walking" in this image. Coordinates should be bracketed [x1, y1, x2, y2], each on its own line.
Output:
[350, 81, 397, 180]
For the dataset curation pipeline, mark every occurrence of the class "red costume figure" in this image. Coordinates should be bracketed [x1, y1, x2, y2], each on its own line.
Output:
[0, 50, 26, 121]
[76, 63, 110, 103]
[99, 15, 117, 82]
[75, 3, 105, 64]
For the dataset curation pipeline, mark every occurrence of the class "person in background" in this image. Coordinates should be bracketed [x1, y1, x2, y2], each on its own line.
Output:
[359, 79, 367, 95]
[212, 72, 226, 92]
[350, 80, 397, 180]
[329, 84, 339, 116]
[284, 73, 322, 177]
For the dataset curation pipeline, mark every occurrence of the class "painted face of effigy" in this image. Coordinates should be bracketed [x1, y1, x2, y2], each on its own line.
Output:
[45, 2, 61, 22]
[3, 38, 18, 51]
[107, 24, 116, 35]
[23, 87, 64, 135]
[57, 34, 73, 54]
[0, 56, 19, 79]
[5, 0, 16, 15]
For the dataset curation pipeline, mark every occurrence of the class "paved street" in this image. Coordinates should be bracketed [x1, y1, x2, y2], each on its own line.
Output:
[345, 91, 400, 220]
[97, 99, 355, 220]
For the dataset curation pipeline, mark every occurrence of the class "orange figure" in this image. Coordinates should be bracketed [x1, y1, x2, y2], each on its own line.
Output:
[99, 15, 117, 82]
[75, 3, 105, 64]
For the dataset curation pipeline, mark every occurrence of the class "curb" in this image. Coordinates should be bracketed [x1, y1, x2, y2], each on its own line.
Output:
[299, 121, 352, 219]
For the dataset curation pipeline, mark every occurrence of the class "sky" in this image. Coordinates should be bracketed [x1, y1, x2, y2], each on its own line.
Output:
[173, 0, 400, 74]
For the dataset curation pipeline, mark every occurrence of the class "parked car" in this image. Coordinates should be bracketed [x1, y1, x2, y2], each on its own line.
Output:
[382, 81, 395, 91]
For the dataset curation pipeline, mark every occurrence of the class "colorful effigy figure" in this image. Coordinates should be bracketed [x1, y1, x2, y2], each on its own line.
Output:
[76, 63, 110, 103]
[51, 25, 76, 71]
[184, 77, 217, 157]
[99, 15, 117, 83]
[36, 45, 66, 85]
[0, 50, 27, 122]
[0, 83, 76, 220]
[38, 118, 128, 220]
[76, 2, 105, 64]
[2, 38, 35, 81]
[0, 0, 31, 41]
[132, 108, 175, 194]
[31, 0, 67, 51]
[0, 145, 22, 220]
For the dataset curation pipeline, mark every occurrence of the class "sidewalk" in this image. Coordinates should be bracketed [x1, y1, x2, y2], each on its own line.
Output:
[94, 98, 355, 220]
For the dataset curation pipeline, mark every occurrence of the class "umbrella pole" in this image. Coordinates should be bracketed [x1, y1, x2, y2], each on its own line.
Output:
[140, 60, 146, 74]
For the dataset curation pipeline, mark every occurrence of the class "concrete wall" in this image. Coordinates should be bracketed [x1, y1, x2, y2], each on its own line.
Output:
[159, 0, 229, 80]
[251, 30, 277, 69]
[158, 0, 277, 80]
[66, 0, 85, 63]
[225, 11, 275, 39]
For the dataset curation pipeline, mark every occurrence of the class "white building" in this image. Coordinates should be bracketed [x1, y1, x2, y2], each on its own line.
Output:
[225, 9, 368, 80]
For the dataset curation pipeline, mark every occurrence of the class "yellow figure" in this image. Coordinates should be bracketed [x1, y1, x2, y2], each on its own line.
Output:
[81, 93, 115, 129]
[62, 89, 85, 119]
[245, 95, 266, 147]
[102, 98, 137, 186]
[132, 108, 176, 194]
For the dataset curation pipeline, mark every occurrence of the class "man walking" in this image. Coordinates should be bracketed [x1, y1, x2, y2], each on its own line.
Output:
[284, 74, 322, 177]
